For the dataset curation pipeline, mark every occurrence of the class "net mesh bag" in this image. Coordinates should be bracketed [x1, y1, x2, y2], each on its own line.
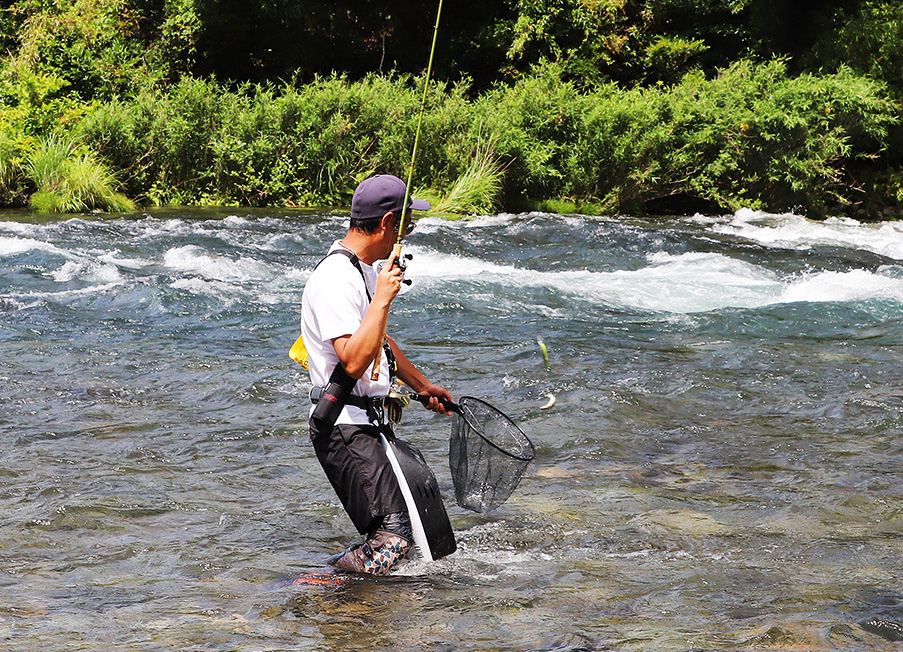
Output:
[449, 396, 535, 513]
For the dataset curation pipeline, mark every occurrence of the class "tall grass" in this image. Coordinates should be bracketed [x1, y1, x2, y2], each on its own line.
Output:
[25, 135, 135, 213]
[430, 135, 505, 215]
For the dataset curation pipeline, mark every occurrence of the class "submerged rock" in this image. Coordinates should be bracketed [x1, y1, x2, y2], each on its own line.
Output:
[632, 508, 731, 536]
[861, 618, 903, 642]
[742, 625, 800, 646]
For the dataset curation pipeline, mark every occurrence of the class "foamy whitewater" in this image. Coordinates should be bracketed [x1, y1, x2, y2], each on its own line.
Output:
[2, 208, 903, 652]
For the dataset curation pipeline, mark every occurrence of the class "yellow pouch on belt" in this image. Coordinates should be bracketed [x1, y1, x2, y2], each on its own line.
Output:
[291, 334, 387, 378]
[289, 334, 309, 370]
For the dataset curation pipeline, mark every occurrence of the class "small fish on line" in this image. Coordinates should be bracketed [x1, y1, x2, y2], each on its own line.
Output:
[536, 336, 550, 369]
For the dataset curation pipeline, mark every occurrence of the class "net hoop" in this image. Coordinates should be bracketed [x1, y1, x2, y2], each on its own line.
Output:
[456, 396, 535, 462]
[449, 396, 535, 512]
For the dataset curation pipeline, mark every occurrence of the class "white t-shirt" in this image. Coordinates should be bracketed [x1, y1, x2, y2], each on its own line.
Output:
[300, 241, 391, 424]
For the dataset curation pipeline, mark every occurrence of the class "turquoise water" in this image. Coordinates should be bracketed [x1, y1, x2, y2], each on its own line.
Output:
[2, 208, 903, 650]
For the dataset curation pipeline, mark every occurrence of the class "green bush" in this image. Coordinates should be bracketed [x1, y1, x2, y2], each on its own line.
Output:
[474, 64, 583, 208]
[0, 128, 27, 206]
[810, 0, 903, 94]
[566, 82, 668, 213]
[76, 76, 222, 204]
[78, 73, 486, 208]
[65, 61, 902, 217]
[4, 1, 902, 217]
[563, 60, 897, 216]
[5, 0, 173, 101]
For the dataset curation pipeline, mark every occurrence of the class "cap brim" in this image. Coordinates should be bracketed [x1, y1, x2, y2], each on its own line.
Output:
[409, 198, 431, 211]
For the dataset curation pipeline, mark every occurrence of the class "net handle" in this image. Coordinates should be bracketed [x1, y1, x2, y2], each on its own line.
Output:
[412, 394, 522, 458]
[410, 393, 461, 414]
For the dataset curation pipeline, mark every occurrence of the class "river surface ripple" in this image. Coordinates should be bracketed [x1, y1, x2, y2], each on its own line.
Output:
[2, 208, 903, 651]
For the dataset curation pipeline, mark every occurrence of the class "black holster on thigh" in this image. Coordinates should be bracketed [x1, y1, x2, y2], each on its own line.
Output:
[310, 363, 357, 432]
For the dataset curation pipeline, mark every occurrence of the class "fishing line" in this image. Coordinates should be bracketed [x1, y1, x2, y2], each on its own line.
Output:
[394, 0, 444, 259]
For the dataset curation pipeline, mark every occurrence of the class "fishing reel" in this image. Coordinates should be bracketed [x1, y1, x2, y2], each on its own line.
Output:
[380, 251, 414, 286]
[385, 388, 411, 425]
[395, 252, 413, 286]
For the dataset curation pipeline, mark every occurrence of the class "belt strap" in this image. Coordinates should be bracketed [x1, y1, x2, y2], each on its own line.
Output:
[310, 386, 385, 413]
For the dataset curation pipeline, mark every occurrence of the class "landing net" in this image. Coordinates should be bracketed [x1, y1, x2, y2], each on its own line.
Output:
[449, 396, 535, 513]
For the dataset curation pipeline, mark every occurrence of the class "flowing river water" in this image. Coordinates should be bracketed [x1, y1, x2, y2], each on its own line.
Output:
[2, 208, 903, 651]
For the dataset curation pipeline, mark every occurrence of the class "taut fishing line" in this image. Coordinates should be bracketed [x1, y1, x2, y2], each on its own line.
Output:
[389, 0, 536, 512]
[393, 0, 444, 265]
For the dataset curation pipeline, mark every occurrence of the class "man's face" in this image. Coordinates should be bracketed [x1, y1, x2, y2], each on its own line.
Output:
[394, 210, 415, 238]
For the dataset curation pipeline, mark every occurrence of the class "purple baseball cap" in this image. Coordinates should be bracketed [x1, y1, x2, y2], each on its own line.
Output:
[351, 174, 430, 220]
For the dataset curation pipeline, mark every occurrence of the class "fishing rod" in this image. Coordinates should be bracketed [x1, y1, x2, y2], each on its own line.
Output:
[393, 0, 444, 272]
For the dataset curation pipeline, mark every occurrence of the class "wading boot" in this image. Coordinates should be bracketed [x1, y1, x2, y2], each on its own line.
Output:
[330, 530, 412, 576]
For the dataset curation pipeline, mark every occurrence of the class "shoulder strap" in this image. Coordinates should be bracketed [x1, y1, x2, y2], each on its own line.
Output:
[317, 248, 371, 302]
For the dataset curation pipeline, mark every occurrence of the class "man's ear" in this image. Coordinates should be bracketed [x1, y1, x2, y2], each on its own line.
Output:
[380, 211, 395, 233]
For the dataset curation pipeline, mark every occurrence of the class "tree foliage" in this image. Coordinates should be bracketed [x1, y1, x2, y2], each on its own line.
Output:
[1, 0, 903, 215]
[4, 0, 903, 93]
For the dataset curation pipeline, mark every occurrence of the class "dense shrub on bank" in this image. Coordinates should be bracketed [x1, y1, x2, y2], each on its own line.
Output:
[76, 74, 479, 207]
[2, 61, 898, 216]
[575, 61, 897, 216]
[478, 61, 897, 216]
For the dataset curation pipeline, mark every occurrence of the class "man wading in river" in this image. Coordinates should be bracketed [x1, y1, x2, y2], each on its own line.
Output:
[300, 174, 453, 575]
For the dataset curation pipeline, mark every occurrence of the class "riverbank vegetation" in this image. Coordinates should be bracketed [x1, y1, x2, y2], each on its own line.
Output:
[1, 0, 902, 217]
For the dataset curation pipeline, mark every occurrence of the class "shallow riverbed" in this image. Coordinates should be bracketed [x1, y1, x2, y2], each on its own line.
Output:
[2, 208, 903, 650]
